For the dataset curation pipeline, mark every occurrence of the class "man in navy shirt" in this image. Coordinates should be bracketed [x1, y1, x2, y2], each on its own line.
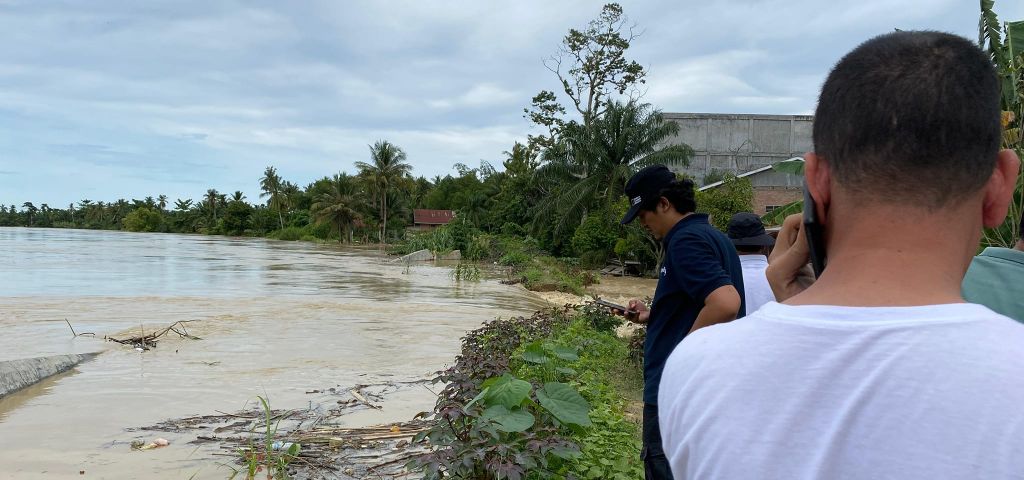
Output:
[619, 164, 745, 480]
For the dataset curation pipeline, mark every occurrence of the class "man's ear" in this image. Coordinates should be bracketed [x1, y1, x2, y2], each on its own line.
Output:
[982, 149, 1021, 229]
[803, 152, 832, 224]
[658, 196, 672, 214]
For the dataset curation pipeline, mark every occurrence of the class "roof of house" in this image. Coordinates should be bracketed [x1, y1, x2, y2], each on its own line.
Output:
[413, 209, 456, 225]
[698, 165, 775, 191]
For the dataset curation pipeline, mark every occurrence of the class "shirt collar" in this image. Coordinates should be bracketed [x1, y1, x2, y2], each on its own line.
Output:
[663, 213, 710, 244]
[979, 246, 1024, 265]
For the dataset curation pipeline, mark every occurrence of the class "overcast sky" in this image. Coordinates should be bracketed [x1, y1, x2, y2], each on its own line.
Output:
[1, 0, 1022, 207]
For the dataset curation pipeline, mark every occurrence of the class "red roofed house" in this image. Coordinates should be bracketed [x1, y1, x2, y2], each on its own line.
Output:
[412, 209, 456, 230]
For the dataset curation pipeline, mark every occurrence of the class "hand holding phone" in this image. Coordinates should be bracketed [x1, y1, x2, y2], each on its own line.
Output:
[766, 213, 818, 302]
[592, 298, 637, 316]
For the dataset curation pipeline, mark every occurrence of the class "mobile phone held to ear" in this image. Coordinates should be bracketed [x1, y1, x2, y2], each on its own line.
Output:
[802, 180, 827, 277]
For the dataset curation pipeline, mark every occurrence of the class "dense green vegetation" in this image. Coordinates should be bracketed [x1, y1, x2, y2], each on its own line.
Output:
[414, 305, 643, 480]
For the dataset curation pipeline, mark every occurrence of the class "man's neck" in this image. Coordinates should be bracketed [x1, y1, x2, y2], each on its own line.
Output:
[788, 207, 978, 307]
[1015, 240, 1024, 252]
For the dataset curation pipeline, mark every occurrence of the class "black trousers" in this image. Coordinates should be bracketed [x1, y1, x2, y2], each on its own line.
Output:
[642, 403, 674, 480]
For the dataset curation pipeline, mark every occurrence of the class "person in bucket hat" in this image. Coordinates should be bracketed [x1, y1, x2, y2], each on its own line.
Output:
[727, 212, 776, 314]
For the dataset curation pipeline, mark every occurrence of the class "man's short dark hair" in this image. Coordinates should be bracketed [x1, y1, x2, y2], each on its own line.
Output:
[642, 178, 696, 215]
[813, 31, 1001, 208]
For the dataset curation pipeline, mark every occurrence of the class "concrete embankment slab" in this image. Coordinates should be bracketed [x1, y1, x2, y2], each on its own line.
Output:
[391, 249, 461, 263]
[0, 353, 99, 399]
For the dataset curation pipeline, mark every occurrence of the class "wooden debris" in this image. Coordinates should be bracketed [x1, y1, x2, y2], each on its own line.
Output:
[65, 319, 95, 337]
[106, 320, 200, 350]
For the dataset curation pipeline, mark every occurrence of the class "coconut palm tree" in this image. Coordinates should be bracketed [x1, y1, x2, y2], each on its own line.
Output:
[231, 191, 246, 202]
[21, 202, 37, 226]
[157, 195, 168, 212]
[355, 140, 411, 243]
[311, 173, 362, 243]
[260, 166, 286, 230]
[205, 189, 220, 222]
[533, 101, 693, 236]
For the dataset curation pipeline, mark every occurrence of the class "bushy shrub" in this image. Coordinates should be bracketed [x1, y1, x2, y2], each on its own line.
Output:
[498, 250, 531, 267]
[123, 207, 163, 232]
[571, 214, 619, 257]
[413, 309, 642, 480]
[268, 226, 306, 241]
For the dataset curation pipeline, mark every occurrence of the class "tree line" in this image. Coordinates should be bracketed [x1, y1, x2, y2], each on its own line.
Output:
[0, 4, 756, 266]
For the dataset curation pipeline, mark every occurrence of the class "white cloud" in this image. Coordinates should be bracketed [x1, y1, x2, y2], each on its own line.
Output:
[0, 0, 1019, 206]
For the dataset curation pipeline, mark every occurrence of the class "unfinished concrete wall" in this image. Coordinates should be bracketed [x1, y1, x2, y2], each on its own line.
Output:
[662, 113, 814, 184]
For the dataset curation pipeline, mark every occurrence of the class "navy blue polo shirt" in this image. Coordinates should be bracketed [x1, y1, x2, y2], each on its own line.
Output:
[643, 213, 745, 404]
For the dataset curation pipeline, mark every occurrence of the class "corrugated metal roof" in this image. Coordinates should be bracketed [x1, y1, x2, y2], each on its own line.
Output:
[413, 209, 455, 225]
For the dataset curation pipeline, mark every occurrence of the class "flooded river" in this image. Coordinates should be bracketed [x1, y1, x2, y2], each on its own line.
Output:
[0, 227, 549, 479]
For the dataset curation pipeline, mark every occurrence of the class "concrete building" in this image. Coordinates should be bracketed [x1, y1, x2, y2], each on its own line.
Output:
[661, 113, 813, 184]
[659, 112, 812, 216]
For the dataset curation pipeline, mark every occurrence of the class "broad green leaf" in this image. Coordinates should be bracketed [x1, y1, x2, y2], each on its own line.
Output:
[463, 386, 489, 412]
[521, 341, 550, 364]
[555, 367, 577, 376]
[482, 374, 532, 408]
[479, 405, 535, 433]
[536, 382, 592, 427]
[1007, 21, 1024, 66]
[550, 345, 579, 362]
[760, 199, 803, 227]
[550, 444, 582, 460]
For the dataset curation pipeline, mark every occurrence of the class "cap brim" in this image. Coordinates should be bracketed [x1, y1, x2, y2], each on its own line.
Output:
[731, 234, 776, 247]
[621, 203, 643, 225]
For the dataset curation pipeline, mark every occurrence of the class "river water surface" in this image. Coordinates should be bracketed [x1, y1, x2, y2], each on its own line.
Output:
[0, 227, 549, 479]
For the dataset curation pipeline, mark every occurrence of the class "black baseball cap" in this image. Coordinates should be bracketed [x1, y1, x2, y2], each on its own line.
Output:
[621, 164, 676, 224]
[727, 212, 775, 246]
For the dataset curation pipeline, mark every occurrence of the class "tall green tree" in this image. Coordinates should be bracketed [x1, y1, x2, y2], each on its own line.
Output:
[356, 140, 411, 243]
[260, 166, 286, 230]
[21, 202, 37, 226]
[311, 173, 362, 243]
[205, 189, 220, 222]
[525, 2, 646, 150]
[534, 101, 692, 237]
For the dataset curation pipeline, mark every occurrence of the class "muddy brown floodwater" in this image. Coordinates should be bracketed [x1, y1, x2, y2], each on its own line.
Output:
[0, 227, 550, 479]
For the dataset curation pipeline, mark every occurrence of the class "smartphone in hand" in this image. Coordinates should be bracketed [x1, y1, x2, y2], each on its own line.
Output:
[802, 179, 827, 277]
[592, 299, 637, 316]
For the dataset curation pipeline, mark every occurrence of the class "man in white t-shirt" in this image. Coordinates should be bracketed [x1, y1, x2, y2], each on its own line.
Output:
[657, 31, 1024, 480]
[725, 212, 776, 315]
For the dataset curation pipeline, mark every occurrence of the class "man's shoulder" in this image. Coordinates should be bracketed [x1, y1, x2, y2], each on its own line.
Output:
[670, 220, 730, 247]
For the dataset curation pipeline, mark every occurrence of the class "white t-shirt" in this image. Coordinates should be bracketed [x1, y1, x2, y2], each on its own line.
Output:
[738, 254, 775, 315]
[658, 302, 1024, 480]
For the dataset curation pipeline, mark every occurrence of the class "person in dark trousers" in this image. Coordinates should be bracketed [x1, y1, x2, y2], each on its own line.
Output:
[617, 164, 745, 480]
